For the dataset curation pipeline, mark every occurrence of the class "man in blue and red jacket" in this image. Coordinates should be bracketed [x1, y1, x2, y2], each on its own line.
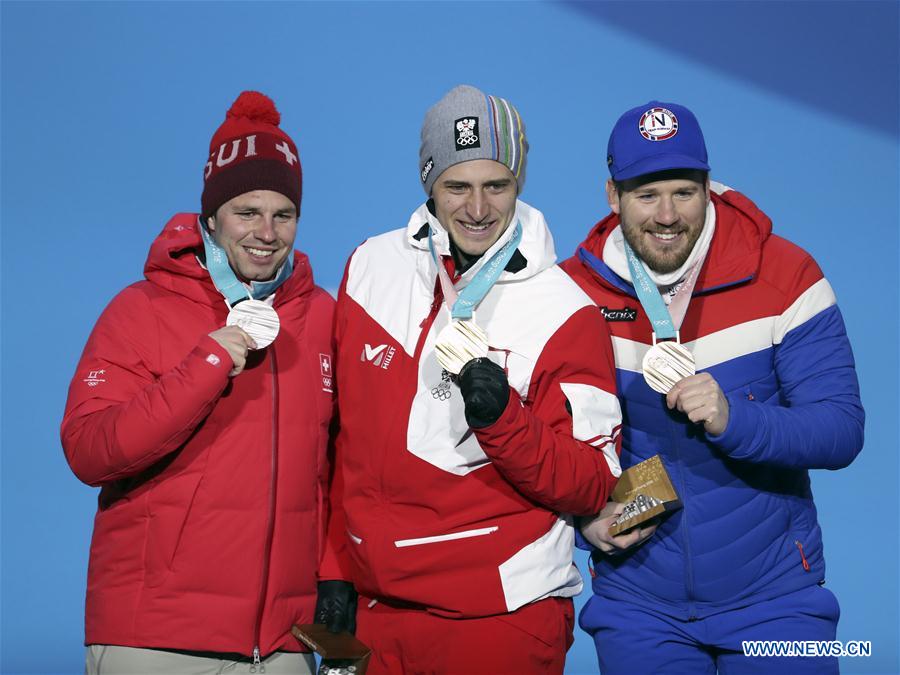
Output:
[561, 101, 864, 674]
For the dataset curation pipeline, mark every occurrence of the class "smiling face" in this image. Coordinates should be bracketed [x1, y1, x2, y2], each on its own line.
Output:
[207, 190, 298, 283]
[431, 159, 518, 258]
[608, 174, 710, 274]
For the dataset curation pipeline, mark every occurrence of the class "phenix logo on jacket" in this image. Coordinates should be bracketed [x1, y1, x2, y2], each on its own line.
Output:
[321, 200, 622, 618]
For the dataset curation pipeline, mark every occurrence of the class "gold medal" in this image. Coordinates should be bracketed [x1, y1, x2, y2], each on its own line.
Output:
[434, 320, 489, 375]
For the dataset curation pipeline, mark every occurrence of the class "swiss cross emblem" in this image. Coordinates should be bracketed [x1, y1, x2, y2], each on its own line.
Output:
[319, 354, 332, 376]
[319, 354, 333, 393]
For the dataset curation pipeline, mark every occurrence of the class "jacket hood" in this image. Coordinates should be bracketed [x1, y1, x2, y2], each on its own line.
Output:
[405, 199, 557, 287]
[143, 213, 315, 307]
[576, 183, 773, 295]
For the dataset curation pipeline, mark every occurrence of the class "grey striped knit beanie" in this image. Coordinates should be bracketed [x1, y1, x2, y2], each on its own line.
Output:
[419, 84, 528, 196]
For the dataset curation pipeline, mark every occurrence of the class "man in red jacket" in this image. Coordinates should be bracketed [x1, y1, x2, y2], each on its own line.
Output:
[321, 85, 622, 674]
[62, 91, 344, 674]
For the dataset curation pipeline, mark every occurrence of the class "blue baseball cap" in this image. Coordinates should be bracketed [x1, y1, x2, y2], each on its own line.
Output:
[607, 101, 710, 181]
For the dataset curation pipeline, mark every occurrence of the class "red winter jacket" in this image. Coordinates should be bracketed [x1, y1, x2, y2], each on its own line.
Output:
[321, 201, 621, 618]
[61, 214, 335, 657]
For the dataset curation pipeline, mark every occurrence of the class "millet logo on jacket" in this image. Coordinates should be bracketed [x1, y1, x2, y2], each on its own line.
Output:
[361, 343, 396, 370]
[600, 306, 638, 322]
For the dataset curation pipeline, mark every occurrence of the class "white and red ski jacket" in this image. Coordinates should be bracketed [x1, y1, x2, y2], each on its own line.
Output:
[321, 200, 621, 618]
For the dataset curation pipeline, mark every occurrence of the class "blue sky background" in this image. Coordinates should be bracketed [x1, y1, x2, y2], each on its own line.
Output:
[2, 1, 898, 673]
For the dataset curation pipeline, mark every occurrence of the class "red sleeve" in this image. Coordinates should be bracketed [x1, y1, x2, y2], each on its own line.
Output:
[473, 304, 621, 515]
[318, 264, 355, 581]
[60, 286, 231, 486]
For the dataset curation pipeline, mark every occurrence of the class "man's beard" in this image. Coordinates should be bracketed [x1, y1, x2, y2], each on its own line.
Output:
[621, 223, 704, 275]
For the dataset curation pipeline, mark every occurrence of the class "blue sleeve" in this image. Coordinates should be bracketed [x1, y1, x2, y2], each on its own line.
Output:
[575, 523, 595, 551]
[710, 305, 864, 470]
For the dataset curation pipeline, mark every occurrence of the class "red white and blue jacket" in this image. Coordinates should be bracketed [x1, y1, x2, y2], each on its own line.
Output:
[561, 184, 864, 619]
[61, 214, 335, 656]
[321, 200, 621, 617]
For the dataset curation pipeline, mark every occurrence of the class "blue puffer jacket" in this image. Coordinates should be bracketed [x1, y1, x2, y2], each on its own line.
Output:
[560, 184, 864, 620]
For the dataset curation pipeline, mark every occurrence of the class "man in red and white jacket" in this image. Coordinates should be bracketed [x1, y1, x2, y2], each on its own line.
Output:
[61, 92, 337, 674]
[321, 85, 622, 674]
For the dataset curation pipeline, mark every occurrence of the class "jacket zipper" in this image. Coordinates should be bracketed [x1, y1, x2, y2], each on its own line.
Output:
[251, 348, 280, 672]
[668, 418, 697, 620]
[584, 253, 703, 618]
[363, 274, 443, 598]
[415, 278, 444, 358]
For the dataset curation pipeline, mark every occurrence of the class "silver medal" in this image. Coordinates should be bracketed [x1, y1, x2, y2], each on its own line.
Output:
[434, 320, 489, 375]
[226, 299, 280, 349]
[642, 341, 695, 394]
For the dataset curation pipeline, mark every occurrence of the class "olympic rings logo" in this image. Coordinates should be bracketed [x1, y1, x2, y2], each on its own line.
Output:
[431, 385, 452, 401]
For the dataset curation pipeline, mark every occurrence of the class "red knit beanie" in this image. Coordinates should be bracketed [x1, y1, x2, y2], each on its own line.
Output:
[201, 91, 302, 218]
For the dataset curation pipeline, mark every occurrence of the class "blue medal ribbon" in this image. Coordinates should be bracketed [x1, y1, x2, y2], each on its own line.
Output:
[198, 219, 293, 305]
[623, 239, 677, 341]
[428, 221, 522, 320]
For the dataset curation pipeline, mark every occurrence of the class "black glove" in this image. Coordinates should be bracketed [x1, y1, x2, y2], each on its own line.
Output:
[457, 358, 510, 429]
[314, 580, 358, 634]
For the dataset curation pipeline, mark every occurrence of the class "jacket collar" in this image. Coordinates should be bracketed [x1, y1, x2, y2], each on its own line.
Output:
[575, 183, 771, 296]
[405, 199, 557, 288]
[143, 213, 314, 308]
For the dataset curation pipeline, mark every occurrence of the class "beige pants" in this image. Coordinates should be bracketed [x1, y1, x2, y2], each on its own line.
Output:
[85, 645, 316, 675]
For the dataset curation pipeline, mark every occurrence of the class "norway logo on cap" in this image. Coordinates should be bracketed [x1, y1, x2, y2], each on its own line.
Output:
[639, 107, 678, 141]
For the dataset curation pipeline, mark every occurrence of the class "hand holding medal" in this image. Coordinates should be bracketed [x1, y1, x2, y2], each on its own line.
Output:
[209, 325, 257, 377]
[457, 357, 510, 429]
[666, 372, 729, 435]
